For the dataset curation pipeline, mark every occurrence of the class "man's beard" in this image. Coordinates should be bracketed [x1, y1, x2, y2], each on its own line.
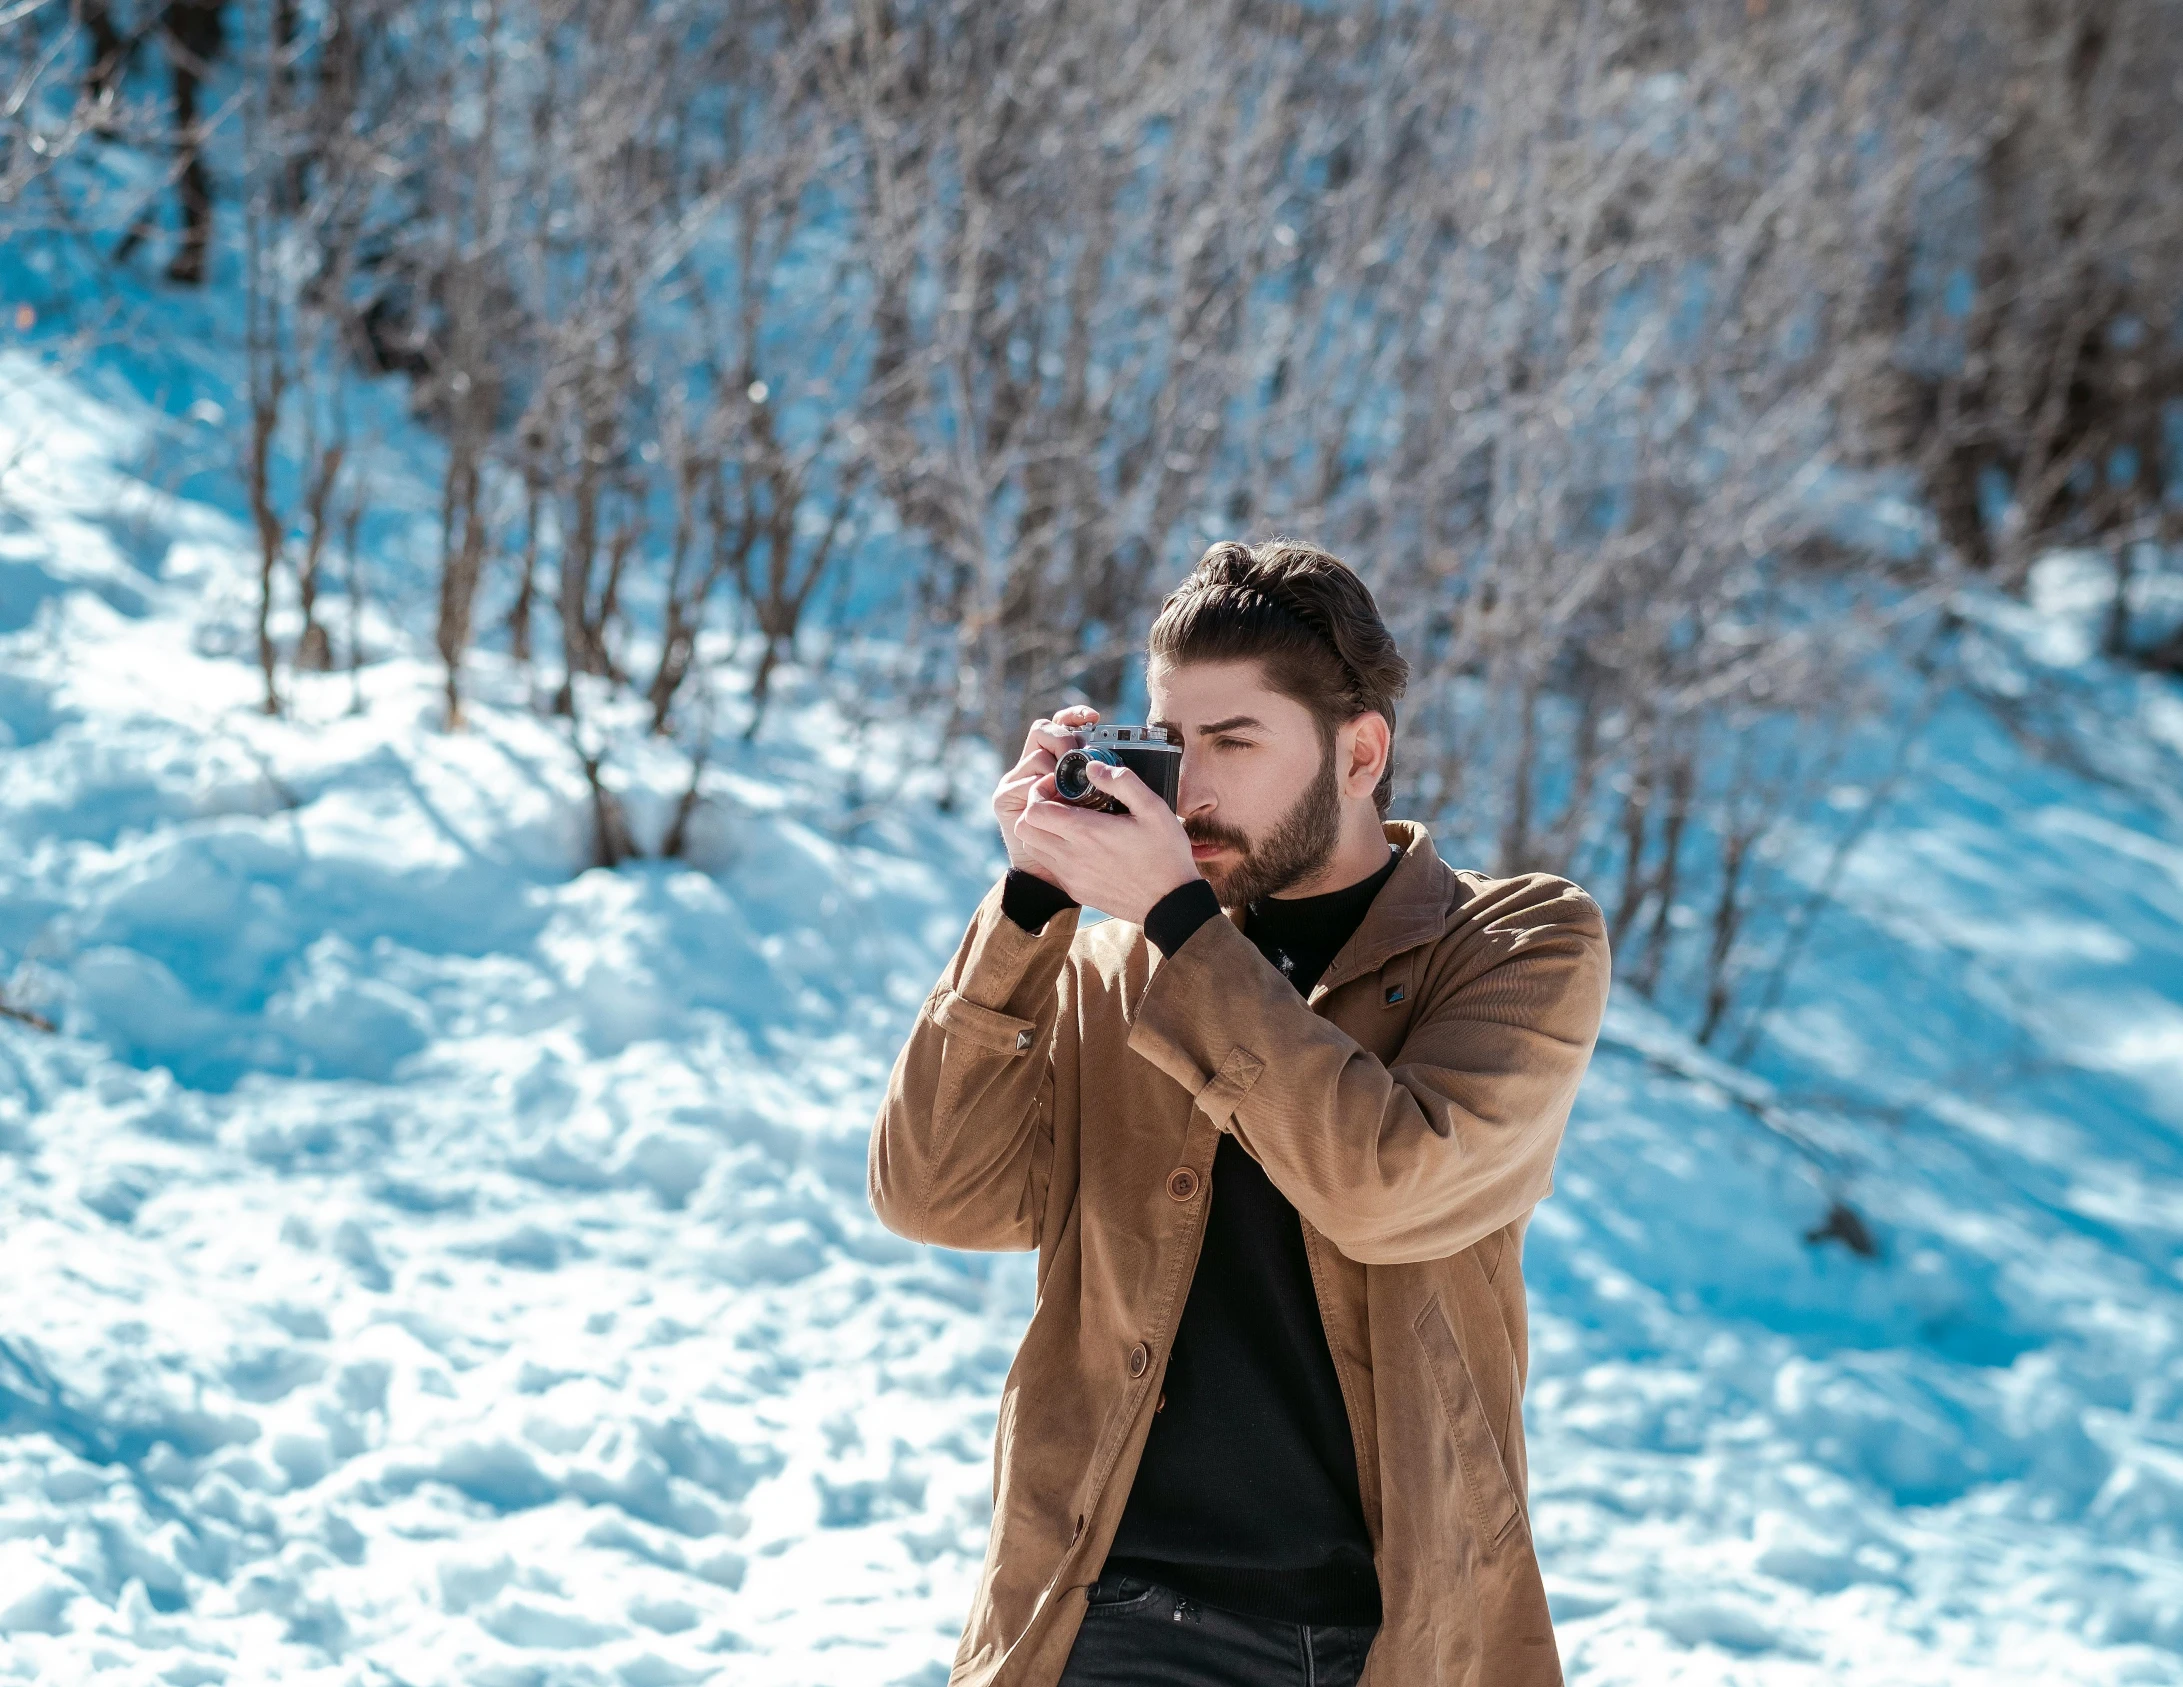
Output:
[1186, 735, 1345, 909]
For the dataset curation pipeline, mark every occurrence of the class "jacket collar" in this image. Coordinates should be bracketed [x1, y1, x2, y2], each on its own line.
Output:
[1221, 819, 1456, 997]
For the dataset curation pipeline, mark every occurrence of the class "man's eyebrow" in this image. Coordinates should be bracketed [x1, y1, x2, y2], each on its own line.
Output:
[1151, 713, 1266, 735]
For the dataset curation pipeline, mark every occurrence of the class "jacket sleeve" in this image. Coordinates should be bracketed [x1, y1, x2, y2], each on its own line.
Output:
[1125, 871, 1610, 1265]
[867, 874, 1079, 1251]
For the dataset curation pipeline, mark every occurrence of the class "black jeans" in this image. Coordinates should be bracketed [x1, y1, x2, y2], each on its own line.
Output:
[1058, 1572, 1380, 1687]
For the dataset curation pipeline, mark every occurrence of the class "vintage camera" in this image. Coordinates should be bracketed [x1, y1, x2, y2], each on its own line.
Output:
[1052, 724, 1183, 813]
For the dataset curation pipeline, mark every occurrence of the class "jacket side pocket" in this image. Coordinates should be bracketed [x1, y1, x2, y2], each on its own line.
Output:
[1412, 1291, 1525, 1555]
[927, 987, 1039, 1053]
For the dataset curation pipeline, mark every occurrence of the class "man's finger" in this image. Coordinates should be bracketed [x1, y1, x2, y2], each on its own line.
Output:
[1030, 721, 1088, 760]
[1015, 792, 1073, 840]
[1085, 761, 1153, 814]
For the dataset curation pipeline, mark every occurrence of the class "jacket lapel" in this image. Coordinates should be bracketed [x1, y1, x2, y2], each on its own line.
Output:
[1310, 820, 1457, 999]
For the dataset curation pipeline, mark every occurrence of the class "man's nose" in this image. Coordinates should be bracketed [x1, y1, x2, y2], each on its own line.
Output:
[1177, 750, 1215, 817]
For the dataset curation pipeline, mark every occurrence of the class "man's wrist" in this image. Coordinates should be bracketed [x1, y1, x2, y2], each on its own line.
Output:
[1002, 865, 1079, 933]
[1144, 877, 1222, 957]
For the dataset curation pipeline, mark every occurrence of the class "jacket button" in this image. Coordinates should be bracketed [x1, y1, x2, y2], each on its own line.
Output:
[1015, 1028, 1033, 1050]
[1127, 1342, 1149, 1378]
[1166, 1165, 1199, 1201]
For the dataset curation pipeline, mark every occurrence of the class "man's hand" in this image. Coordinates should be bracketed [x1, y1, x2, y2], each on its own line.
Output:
[994, 704, 1101, 883]
[1013, 760, 1199, 927]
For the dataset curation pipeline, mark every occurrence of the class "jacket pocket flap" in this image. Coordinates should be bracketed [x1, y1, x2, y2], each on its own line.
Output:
[926, 988, 1038, 1054]
[1412, 1291, 1524, 1553]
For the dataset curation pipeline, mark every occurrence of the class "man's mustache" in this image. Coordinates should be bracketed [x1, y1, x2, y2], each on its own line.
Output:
[1185, 824, 1250, 852]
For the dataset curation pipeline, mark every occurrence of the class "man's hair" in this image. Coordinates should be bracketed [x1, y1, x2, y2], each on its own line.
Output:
[1147, 538, 1410, 817]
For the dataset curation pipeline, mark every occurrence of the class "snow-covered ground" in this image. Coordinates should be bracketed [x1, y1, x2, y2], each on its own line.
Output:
[3, 347, 2183, 1687]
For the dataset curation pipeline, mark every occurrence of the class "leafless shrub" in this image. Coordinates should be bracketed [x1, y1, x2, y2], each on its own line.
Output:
[1341, 1, 1945, 1031]
[1859, 0, 2183, 605]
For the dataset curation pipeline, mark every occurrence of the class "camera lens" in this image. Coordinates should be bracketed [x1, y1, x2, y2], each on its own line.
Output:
[1053, 747, 1116, 805]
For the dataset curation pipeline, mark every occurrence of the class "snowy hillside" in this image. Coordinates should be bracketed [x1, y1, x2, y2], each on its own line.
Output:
[4, 349, 2183, 1687]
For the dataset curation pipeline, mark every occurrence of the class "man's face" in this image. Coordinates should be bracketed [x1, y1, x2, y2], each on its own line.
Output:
[1146, 657, 1345, 907]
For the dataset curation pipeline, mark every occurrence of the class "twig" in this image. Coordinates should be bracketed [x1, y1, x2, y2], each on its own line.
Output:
[0, 999, 55, 1033]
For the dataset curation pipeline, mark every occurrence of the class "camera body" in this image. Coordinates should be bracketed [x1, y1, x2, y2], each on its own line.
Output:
[1053, 724, 1183, 813]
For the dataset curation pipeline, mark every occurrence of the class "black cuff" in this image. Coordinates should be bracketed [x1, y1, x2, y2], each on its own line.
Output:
[1002, 867, 1079, 933]
[1144, 877, 1223, 957]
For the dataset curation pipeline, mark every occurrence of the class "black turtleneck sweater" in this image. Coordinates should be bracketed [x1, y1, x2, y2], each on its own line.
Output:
[1001, 843, 1401, 1626]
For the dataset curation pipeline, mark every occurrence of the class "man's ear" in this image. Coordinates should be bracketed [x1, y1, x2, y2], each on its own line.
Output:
[1341, 711, 1390, 799]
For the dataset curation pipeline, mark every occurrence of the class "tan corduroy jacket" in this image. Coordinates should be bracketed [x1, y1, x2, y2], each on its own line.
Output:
[868, 819, 1612, 1687]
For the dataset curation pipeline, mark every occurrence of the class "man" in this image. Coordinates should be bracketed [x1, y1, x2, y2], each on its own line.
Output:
[869, 539, 1611, 1687]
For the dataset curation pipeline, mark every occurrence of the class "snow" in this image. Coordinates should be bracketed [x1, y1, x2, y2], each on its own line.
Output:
[2, 348, 2182, 1685]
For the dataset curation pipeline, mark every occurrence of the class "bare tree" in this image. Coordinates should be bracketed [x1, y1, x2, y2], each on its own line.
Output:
[159, 0, 226, 283]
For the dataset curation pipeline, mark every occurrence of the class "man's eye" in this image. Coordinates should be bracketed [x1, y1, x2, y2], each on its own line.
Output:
[1214, 737, 1252, 750]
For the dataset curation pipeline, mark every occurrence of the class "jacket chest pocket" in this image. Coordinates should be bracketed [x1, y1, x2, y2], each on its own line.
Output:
[1411, 1291, 1525, 1556]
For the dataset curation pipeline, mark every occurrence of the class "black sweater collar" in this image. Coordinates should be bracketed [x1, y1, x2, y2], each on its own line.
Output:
[1246, 844, 1402, 925]
[1242, 845, 1402, 993]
